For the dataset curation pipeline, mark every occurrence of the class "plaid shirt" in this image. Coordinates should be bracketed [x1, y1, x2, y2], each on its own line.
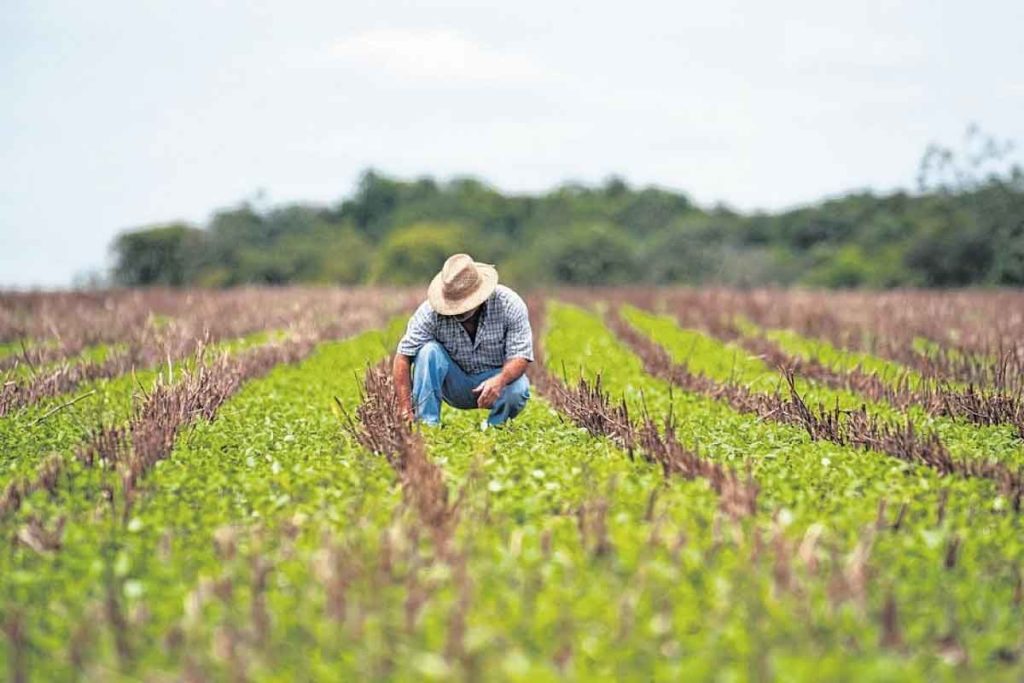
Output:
[396, 285, 534, 374]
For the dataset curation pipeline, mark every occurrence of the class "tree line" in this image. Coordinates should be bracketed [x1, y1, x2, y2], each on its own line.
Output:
[111, 130, 1024, 289]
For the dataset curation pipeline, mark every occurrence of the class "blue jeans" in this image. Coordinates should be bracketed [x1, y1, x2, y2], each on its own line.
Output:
[412, 341, 530, 426]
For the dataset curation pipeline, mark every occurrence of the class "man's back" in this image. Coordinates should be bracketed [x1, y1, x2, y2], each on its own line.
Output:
[392, 254, 533, 427]
[397, 284, 533, 375]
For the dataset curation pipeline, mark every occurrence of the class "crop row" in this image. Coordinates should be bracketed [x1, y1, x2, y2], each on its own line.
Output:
[0, 333, 269, 419]
[560, 287, 1024, 390]
[192, 299, 1024, 678]
[4, 293, 1024, 679]
[525, 299, 757, 519]
[327, 300, 1024, 677]
[0, 287, 412, 371]
[0, 305, 867, 678]
[609, 307, 1024, 507]
[0, 289, 411, 419]
[618, 304, 1024, 469]
[0, 319, 405, 679]
[733, 326, 1024, 436]
[543, 301, 1024, 674]
[1, 294, 408, 679]
[0, 291, 410, 488]
[0, 330, 264, 494]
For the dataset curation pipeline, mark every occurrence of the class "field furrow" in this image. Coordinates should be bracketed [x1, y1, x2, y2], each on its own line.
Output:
[649, 288, 1023, 390]
[736, 319, 1024, 441]
[622, 305, 1024, 471]
[545, 301, 1024, 672]
[0, 324, 402, 679]
[0, 329, 274, 491]
[528, 300, 757, 517]
[5, 287, 1024, 679]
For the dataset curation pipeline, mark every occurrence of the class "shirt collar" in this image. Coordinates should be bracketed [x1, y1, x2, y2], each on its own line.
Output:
[444, 294, 491, 323]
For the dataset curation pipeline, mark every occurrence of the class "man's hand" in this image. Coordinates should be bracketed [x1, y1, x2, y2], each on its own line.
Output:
[474, 358, 529, 410]
[473, 374, 506, 409]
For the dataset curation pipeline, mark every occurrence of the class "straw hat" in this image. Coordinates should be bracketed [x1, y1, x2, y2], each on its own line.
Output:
[428, 253, 498, 316]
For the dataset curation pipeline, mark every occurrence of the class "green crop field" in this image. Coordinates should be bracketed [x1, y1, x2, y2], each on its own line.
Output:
[2, 287, 1024, 681]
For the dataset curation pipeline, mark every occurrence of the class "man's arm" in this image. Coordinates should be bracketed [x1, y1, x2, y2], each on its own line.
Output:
[393, 301, 436, 420]
[473, 357, 529, 409]
[392, 353, 414, 420]
[502, 289, 534, 363]
[475, 289, 534, 408]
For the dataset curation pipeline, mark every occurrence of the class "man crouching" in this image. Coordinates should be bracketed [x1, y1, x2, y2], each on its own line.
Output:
[393, 253, 533, 428]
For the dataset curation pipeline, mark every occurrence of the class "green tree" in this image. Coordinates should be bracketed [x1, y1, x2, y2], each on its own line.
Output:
[104, 128, 1024, 290]
[541, 223, 639, 284]
[642, 216, 731, 283]
[111, 223, 203, 286]
[340, 170, 404, 241]
[369, 222, 469, 285]
[616, 187, 692, 235]
[904, 214, 993, 286]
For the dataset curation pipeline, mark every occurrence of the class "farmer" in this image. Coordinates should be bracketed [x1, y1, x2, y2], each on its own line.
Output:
[393, 253, 533, 427]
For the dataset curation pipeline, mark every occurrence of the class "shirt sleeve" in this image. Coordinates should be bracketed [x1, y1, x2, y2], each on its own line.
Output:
[396, 301, 436, 357]
[503, 291, 534, 362]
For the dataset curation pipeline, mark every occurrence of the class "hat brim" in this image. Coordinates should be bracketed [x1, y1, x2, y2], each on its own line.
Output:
[427, 263, 498, 316]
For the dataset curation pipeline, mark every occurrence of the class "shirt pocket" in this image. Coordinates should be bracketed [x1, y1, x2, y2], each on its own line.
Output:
[484, 322, 507, 361]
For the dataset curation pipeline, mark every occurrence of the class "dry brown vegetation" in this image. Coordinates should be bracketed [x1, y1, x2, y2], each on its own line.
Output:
[1, 291, 411, 526]
[605, 308, 1024, 510]
[0, 287, 414, 417]
[342, 363, 460, 546]
[736, 334, 1024, 437]
[339, 362, 477, 669]
[552, 286, 1024, 390]
[6, 287, 1016, 678]
[527, 298, 758, 519]
[3, 340, 312, 525]
[0, 287, 407, 369]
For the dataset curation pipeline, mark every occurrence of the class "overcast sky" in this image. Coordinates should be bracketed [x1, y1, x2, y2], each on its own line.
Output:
[3, 0, 1023, 288]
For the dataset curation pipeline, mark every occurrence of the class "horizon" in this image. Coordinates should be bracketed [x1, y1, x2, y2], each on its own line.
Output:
[0, 165, 973, 293]
[4, 0, 1023, 287]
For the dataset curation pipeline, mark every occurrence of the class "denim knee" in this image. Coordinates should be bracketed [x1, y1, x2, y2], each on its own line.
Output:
[414, 341, 447, 368]
[504, 375, 530, 409]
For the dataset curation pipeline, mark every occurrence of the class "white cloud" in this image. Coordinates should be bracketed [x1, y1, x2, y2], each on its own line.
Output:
[781, 21, 929, 71]
[328, 27, 551, 84]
